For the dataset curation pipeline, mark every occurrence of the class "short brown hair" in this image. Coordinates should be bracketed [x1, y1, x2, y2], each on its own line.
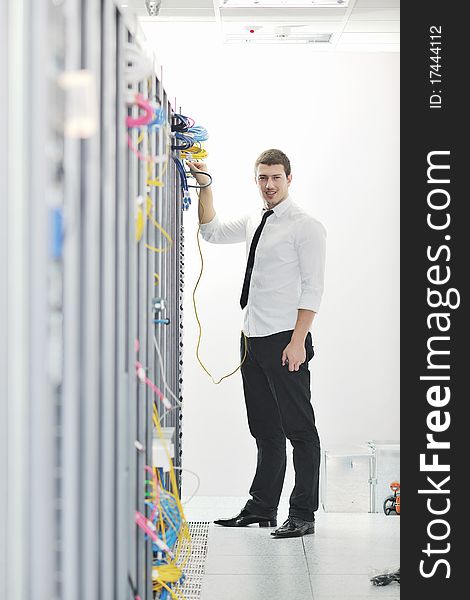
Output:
[254, 149, 291, 177]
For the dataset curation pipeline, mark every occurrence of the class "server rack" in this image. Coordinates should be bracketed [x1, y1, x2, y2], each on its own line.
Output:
[1, 1, 186, 599]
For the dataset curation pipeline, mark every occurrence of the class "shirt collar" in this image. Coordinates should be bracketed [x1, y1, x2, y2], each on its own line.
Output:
[262, 195, 293, 218]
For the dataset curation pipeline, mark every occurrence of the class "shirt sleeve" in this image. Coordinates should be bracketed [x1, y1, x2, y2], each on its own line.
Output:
[296, 218, 327, 313]
[199, 213, 248, 244]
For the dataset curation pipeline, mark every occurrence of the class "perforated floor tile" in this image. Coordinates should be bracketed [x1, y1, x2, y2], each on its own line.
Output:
[175, 521, 210, 599]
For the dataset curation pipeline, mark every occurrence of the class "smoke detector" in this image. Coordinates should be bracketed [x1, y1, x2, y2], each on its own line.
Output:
[145, 0, 161, 16]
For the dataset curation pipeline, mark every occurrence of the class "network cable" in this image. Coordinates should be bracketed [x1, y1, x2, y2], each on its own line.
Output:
[174, 127, 249, 383]
[126, 93, 154, 128]
[172, 466, 201, 506]
[153, 335, 182, 420]
[129, 100, 213, 599]
[148, 105, 166, 129]
[171, 132, 194, 151]
[134, 110, 252, 596]
[128, 574, 142, 600]
[186, 166, 212, 189]
[135, 348, 192, 599]
[135, 445, 189, 599]
[192, 196, 249, 384]
[371, 569, 400, 586]
[126, 95, 170, 169]
[187, 125, 208, 142]
[180, 144, 208, 161]
[172, 156, 190, 209]
[171, 113, 193, 132]
[145, 196, 174, 253]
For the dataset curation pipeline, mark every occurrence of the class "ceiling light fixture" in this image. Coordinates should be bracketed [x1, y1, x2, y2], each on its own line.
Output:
[221, 0, 348, 7]
[225, 31, 332, 43]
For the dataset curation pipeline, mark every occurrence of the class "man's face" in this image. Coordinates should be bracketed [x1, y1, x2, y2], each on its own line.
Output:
[255, 163, 292, 207]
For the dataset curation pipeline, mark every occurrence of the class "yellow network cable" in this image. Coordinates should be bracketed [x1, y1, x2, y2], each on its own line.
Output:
[135, 108, 197, 600]
[180, 144, 208, 161]
[145, 195, 174, 253]
[152, 401, 192, 564]
[146, 146, 251, 598]
[154, 411, 186, 523]
[137, 193, 172, 247]
[147, 160, 164, 188]
[149, 411, 191, 600]
[192, 196, 248, 384]
[153, 564, 183, 583]
[136, 200, 145, 241]
[153, 577, 188, 600]
[146, 121, 170, 289]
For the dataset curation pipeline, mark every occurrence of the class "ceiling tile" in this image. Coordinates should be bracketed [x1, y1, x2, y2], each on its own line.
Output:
[350, 7, 400, 20]
[344, 20, 399, 32]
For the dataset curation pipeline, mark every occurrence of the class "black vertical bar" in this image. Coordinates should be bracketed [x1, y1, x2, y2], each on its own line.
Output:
[401, 4, 466, 597]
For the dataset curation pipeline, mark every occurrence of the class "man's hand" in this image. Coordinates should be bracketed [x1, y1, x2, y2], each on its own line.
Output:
[281, 340, 306, 372]
[186, 161, 211, 186]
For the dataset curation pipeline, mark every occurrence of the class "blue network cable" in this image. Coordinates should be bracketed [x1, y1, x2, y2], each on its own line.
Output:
[147, 485, 186, 599]
[148, 106, 166, 129]
[171, 132, 194, 151]
[173, 156, 191, 210]
[188, 125, 208, 142]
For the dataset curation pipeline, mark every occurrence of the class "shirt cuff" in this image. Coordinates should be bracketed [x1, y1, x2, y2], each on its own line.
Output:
[298, 291, 323, 314]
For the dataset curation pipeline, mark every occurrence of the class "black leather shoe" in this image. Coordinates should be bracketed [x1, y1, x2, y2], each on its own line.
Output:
[270, 516, 315, 538]
[214, 508, 277, 528]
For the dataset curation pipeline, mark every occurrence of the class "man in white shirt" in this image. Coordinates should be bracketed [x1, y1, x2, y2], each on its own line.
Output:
[187, 149, 326, 538]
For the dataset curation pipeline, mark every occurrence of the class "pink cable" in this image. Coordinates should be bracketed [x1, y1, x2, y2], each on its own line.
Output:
[127, 135, 167, 164]
[135, 339, 172, 409]
[126, 93, 154, 128]
[127, 135, 151, 162]
[136, 360, 165, 402]
[135, 511, 173, 556]
[135, 510, 157, 541]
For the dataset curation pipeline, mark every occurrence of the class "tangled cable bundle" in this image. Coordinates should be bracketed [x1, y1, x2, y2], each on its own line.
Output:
[370, 568, 400, 586]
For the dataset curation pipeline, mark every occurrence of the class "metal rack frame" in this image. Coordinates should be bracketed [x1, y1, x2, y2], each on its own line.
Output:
[1, 2, 185, 599]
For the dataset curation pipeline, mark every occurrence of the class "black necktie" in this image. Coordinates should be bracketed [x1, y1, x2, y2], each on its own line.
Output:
[240, 209, 274, 309]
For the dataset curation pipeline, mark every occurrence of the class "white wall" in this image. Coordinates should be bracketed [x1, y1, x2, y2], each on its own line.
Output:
[141, 22, 400, 497]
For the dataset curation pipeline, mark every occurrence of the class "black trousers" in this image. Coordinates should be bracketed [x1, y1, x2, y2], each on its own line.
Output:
[240, 329, 320, 522]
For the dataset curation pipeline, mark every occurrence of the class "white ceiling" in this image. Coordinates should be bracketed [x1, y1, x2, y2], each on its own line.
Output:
[119, 0, 400, 51]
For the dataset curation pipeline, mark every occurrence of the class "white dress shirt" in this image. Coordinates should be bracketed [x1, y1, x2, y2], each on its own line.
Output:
[199, 195, 326, 337]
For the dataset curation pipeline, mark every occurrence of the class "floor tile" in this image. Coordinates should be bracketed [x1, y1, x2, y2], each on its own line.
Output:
[308, 573, 400, 599]
[304, 546, 399, 576]
[302, 514, 399, 575]
[206, 524, 305, 557]
[200, 572, 314, 600]
[205, 552, 308, 575]
[192, 498, 400, 600]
